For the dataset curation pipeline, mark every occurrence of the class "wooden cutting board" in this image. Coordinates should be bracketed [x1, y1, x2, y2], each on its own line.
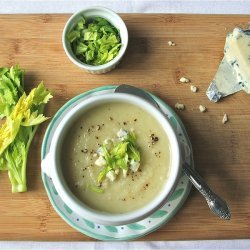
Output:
[0, 14, 249, 241]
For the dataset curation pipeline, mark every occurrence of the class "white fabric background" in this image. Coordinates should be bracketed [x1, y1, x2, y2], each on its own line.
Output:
[0, 0, 249, 249]
[0, 0, 250, 14]
[0, 240, 250, 250]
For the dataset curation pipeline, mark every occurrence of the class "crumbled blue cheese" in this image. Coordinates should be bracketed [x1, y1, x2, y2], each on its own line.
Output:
[179, 77, 190, 83]
[224, 28, 250, 94]
[190, 85, 198, 93]
[175, 103, 185, 110]
[199, 105, 207, 112]
[122, 169, 128, 177]
[207, 28, 250, 102]
[130, 159, 140, 172]
[199, 105, 207, 113]
[117, 128, 128, 140]
[222, 113, 228, 124]
[168, 41, 176, 46]
[95, 156, 106, 167]
[106, 170, 116, 182]
[104, 138, 112, 145]
[96, 147, 104, 156]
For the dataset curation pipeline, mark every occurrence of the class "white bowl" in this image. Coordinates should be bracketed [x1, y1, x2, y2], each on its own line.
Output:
[41, 93, 181, 226]
[62, 7, 128, 74]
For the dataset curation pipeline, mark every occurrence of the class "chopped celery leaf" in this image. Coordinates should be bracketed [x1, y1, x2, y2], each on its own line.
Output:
[67, 16, 121, 65]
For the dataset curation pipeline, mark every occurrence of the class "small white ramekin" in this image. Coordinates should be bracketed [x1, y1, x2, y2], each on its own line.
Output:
[62, 7, 128, 74]
[41, 93, 181, 226]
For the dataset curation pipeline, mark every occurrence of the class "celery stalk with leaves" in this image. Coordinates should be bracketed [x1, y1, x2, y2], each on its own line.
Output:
[0, 65, 52, 193]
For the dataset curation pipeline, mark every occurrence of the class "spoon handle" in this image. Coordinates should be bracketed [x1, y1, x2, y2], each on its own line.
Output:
[183, 163, 231, 220]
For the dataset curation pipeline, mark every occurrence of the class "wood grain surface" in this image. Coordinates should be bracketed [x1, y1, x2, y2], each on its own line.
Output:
[0, 14, 249, 241]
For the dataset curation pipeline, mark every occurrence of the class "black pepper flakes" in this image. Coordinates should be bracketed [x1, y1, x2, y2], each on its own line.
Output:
[81, 149, 87, 153]
[96, 125, 101, 131]
[95, 136, 99, 139]
[150, 133, 159, 145]
[109, 117, 113, 121]
[123, 122, 127, 125]
[134, 118, 137, 122]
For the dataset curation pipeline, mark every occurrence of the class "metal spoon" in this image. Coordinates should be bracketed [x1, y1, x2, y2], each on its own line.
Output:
[115, 84, 231, 220]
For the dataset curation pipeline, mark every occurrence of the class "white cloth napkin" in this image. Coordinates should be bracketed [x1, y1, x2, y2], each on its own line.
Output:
[0, 240, 250, 250]
[0, 0, 250, 14]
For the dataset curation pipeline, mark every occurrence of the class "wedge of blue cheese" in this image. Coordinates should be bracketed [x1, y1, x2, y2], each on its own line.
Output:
[207, 28, 250, 102]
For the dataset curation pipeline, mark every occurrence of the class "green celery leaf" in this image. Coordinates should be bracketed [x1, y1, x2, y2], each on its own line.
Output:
[111, 142, 128, 158]
[67, 30, 80, 43]
[98, 166, 112, 183]
[31, 82, 53, 105]
[84, 31, 98, 41]
[0, 157, 8, 171]
[128, 144, 140, 162]
[89, 185, 104, 193]
[85, 50, 95, 63]
[126, 131, 137, 144]
[115, 153, 128, 170]
[76, 42, 88, 55]
[0, 65, 24, 118]
[76, 17, 85, 30]
[21, 110, 49, 126]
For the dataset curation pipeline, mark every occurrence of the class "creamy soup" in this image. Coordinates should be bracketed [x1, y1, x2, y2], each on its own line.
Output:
[61, 102, 171, 213]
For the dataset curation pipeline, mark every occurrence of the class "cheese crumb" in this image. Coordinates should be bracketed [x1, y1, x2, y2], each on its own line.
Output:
[117, 128, 128, 141]
[222, 113, 228, 124]
[190, 85, 198, 93]
[168, 41, 176, 46]
[106, 170, 116, 182]
[179, 77, 190, 83]
[175, 103, 185, 110]
[199, 105, 207, 112]
[130, 159, 140, 172]
[122, 169, 128, 178]
[95, 156, 106, 166]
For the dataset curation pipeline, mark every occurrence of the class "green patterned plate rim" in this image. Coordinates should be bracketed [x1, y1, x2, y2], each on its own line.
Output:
[41, 85, 194, 241]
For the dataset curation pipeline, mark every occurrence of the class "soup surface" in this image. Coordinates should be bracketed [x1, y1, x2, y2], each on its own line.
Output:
[62, 102, 171, 213]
